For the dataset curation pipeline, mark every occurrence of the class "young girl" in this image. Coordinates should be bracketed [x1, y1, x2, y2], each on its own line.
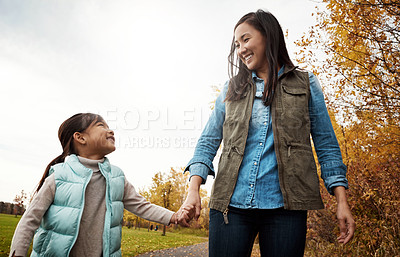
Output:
[10, 113, 191, 257]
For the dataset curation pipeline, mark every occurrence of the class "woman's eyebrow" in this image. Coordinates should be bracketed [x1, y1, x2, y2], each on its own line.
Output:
[235, 33, 250, 43]
[241, 33, 250, 39]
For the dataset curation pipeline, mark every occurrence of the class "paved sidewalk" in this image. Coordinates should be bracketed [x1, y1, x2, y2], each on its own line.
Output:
[136, 242, 208, 257]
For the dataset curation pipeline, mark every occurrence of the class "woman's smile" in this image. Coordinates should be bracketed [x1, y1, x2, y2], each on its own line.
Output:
[244, 54, 254, 63]
[234, 22, 268, 76]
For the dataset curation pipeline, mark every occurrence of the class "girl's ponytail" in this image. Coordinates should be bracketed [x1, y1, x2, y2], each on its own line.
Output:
[35, 153, 66, 194]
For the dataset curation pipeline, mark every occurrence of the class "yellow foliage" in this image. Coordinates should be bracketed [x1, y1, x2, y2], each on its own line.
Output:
[123, 167, 210, 231]
[296, 1, 400, 255]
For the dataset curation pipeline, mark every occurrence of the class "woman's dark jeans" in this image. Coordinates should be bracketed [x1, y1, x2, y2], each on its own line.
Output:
[209, 207, 307, 257]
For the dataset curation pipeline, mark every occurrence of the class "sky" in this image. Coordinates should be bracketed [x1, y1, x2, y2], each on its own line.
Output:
[0, 0, 324, 203]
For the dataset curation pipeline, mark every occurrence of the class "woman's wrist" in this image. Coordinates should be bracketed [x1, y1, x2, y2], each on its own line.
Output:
[188, 175, 202, 193]
[333, 186, 348, 205]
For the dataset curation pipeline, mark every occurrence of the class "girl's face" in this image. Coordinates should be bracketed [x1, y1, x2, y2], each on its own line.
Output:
[234, 22, 268, 74]
[81, 120, 115, 159]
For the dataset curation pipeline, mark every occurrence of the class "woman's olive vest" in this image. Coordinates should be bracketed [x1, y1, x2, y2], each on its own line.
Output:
[209, 66, 324, 213]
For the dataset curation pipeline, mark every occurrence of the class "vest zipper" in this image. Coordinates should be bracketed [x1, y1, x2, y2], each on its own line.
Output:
[99, 165, 111, 257]
[223, 208, 229, 224]
[288, 145, 291, 157]
[68, 171, 92, 256]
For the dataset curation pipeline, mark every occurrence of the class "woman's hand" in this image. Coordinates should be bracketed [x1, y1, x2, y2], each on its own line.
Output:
[334, 186, 355, 244]
[178, 176, 202, 224]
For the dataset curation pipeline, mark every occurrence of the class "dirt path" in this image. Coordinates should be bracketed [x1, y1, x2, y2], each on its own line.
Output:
[135, 242, 261, 257]
[135, 242, 208, 257]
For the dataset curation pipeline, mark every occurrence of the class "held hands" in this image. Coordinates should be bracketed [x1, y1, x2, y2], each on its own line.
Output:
[177, 175, 203, 225]
[172, 190, 202, 227]
[170, 204, 196, 227]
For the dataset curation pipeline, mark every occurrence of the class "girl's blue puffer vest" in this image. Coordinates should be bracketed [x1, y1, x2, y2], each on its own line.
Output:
[31, 154, 125, 257]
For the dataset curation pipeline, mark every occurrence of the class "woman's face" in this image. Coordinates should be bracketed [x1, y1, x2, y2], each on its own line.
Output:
[234, 22, 268, 74]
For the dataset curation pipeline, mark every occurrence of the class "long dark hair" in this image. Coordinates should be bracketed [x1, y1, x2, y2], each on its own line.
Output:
[226, 9, 294, 105]
[35, 113, 104, 194]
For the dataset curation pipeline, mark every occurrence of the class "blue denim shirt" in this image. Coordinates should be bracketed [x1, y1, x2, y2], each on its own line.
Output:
[186, 67, 348, 209]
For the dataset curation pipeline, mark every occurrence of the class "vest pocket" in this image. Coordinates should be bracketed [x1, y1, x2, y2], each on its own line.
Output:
[282, 84, 307, 109]
[41, 230, 53, 255]
[282, 84, 307, 95]
[281, 84, 309, 135]
[286, 143, 321, 200]
[212, 145, 243, 200]
[32, 228, 48, 254]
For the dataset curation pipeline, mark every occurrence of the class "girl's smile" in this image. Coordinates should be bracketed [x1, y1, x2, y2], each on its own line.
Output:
[107, 135, 115, 144]
[78, 120, 116, 159]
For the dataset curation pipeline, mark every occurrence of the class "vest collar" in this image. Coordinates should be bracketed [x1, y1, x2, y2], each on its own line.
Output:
[249, 65, 297, 86]
[279, 65, 297, 79]
[66, 154, 111, 177]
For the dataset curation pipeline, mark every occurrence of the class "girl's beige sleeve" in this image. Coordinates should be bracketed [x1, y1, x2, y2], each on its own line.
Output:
[9, 174, 56, 257]
[123, 178, 174, 226]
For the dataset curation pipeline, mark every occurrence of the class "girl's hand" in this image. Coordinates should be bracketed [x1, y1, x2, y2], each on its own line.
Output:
[334, 186, 355, 244]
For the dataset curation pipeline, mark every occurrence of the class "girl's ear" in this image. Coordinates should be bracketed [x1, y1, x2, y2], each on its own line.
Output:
[73, 132, 86, 146]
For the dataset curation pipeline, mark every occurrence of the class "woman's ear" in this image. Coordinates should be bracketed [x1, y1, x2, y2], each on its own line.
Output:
[73, 132, 86, 146]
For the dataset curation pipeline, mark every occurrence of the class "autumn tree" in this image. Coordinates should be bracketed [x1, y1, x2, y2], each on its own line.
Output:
[123, 167, 210, 235]
[148, 171, 173, 236]
[296, 0, 399, 117]
[295, 1, 400, 256]
[148, 168, 208, 235]
[295, 0, 400, 148]
[13, 190, 27, 217]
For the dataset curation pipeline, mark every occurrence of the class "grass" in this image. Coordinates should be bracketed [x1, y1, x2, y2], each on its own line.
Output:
[0, 214, 21, 257]
[0, 214, 207, 257]
[166, 226, 209, 237]
[122, 227, 207, 256]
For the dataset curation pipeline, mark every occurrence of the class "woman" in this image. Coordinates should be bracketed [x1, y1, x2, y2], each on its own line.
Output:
[179, 10, 355, 257]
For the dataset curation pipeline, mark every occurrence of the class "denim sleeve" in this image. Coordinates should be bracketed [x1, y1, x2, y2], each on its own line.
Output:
[184, 82, 228, 184]
[309, 72, 348, 195]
